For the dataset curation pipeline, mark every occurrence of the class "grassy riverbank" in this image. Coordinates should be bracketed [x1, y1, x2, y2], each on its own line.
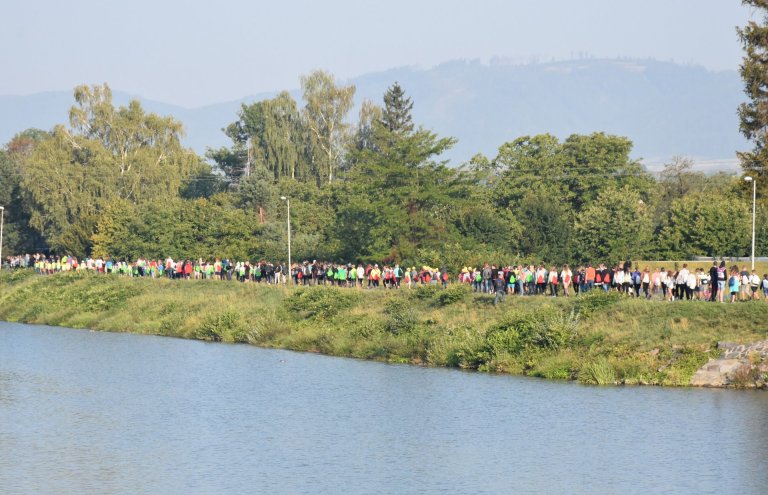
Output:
[2, 270, 767, 386]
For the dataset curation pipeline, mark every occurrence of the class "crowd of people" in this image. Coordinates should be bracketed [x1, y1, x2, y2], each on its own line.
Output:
[470, 261, 768, 305]
[5, 254, 768, 304]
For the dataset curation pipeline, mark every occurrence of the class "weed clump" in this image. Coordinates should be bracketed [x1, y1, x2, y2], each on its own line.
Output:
[436, 284, 470, 306]
[194, 309, 243, 342]
[384, 298, 418, 334]
[488, 306, 578, 353]
[411, 284, 441, 300]
[579, 357, 617, 385]
[530, 352, 581, 380]
[573, 290, 624, 319]
[285, 286, 359, 320]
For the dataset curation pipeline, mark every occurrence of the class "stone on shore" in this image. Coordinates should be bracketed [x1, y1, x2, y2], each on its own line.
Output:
[690, 340, 768, 388]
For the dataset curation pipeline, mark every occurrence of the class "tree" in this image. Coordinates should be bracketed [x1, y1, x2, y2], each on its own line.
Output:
[461, 153, 497, 189]
[380, 82, 414, 136]
[652, 156, 709, 224]
[491, 134, 564, 209]
[0, 130, 50, 253]
[233, 92, 312, 181]
[559, 132, 652, 211]
[453, 203, 522, 255]
[517, 193, 572, 262]
[92, 195, 263, 261]
[738, 1, 768, 193]
[573, 186, 653, 263]
[206, 146, 246, 186]
[658, 156, 702, 198]
[22, 84, 199, 255]
[301, 70, 355, 183]
[352, 99, 382, 154]
[340, 123, 458, 262]
[236, 165, 278, 216]
[180, 166, 227, 199]
[66, 84, 196, 202]
[657, 191, 750, 259]
[491, 133, 653, 219]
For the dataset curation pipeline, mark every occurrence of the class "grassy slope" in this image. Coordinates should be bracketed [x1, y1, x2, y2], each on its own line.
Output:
[2, 270, 767, 386]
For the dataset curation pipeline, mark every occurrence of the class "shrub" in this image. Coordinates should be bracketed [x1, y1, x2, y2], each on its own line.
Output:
[384, 298, 418, 334]
[445, 327, 492, 369]
[411, 284, 441, 300]
[573, 290, 624, 319]
[194, 309, 242, 342]
[348, 316, 385, 339]
[285, 286, 359, 320]
[665, 347, 714, 384]
[487, 306, 578, 354]
[531, 352, 581, 380]
[1, 269, 36, 284]
[436, 284, 470, 306]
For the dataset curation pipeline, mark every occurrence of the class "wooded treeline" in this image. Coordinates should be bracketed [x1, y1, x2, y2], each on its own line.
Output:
[0, 65, 763, 266]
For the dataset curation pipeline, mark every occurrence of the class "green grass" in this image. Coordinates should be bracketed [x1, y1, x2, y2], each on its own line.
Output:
[2, 270, 767, 387]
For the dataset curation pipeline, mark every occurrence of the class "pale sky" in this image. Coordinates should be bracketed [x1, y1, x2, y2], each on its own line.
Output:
[0, 0, 756, 107]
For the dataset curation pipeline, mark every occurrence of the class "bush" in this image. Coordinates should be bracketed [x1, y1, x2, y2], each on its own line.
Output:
[487, 306, 578, 354]
[384, 298, 418, 334]
[531, 352, 581, 380]
[664, 347, 714, 384]
[441, 326, 492, 369]
[348, 316, 385, 339]
[411, 284, 441, 300]
[285, 286, 359, 320]
[573, 290, 624, 319]
[0, 269, 36, 284]
[613, 357, 653, 385]
[194, 309, 243, 342]
[436, 284, 470, 306]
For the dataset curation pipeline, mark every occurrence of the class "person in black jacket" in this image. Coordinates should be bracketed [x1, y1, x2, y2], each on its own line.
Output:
[709, 261, 719, 302]
[493, 272, 506, 306]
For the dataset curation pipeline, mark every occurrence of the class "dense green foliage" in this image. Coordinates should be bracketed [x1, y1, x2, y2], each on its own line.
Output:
[0, 69, 764, 265]
[2, 272, 766, 387]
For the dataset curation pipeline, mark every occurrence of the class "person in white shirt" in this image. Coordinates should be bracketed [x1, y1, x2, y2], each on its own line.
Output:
[560, 264, 573, 297]
[642, 268, 651, 299]
[686, 271, 697, 300]
[615, 269, 625, 294]
[698, 269, 710, 301]
[666, 272, 676, 301]
[652, 268, 663, 299]
[750, 270, 761, 300]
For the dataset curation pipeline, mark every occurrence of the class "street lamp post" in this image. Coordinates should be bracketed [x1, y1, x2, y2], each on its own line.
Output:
[745, 176, 756, 270]
[0, 206, 4, 271]
[280, 196, 291, 283]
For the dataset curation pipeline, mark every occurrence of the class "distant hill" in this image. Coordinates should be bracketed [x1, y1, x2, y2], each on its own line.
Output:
[0, 59, 747, 171]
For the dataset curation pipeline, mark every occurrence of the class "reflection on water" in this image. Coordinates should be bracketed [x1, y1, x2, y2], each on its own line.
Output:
[1, 322, 766, 495]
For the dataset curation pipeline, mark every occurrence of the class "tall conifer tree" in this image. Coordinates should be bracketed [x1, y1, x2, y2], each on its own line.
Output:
[738, 0, 768, 191]
[380, 82, 414, 136]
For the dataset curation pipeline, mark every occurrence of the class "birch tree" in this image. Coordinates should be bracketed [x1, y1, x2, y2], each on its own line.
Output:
[22, 83, 199, 255]
[300, 70, 355, 183]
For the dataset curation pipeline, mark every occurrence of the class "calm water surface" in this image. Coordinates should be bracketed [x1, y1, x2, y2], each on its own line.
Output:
[0, 322, 766, 494]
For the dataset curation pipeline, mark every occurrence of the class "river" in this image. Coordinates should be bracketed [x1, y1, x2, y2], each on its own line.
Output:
[0, 322, 766, 494]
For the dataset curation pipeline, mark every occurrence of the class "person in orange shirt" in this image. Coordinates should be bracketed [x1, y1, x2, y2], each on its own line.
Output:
[585, 264, 596, 292]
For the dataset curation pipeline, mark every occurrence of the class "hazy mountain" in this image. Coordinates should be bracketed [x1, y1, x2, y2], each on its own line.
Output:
[0, 59, 747, 171]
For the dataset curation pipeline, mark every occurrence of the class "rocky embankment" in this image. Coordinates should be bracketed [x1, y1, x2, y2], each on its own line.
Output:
[691, 341, 768, 389]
